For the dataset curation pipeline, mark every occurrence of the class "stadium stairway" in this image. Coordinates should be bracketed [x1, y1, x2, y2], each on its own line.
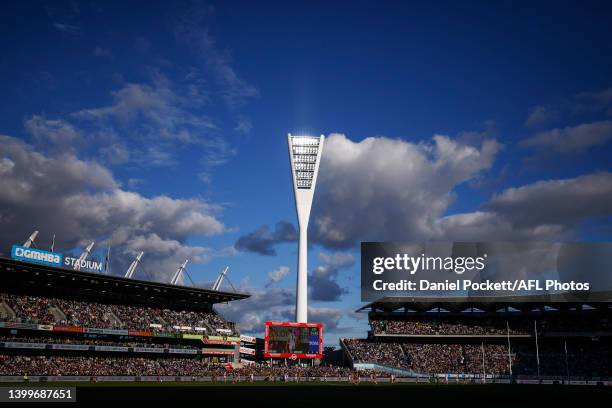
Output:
[49, 306, 66, 322]
[353, 362, 423, 378]
[105, 311, 123, 328]
[201, 319, 215, 334]
[339, 338, 355, 366]
[0, 301, 16, 320]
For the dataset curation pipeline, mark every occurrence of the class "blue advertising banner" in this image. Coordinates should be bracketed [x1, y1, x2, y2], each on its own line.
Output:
[11, 245, 63, 267]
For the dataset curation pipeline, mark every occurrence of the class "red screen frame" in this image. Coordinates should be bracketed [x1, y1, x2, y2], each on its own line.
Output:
[263, 321, 323, 359]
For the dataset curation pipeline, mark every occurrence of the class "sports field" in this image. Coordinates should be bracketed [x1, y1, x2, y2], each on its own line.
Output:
[2, 382, 612, 406]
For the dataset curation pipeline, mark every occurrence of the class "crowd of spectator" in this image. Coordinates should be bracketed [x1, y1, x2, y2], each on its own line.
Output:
[0, 292, 234, 334]
[344, 339, 514, 375]
[0, 335, 200, 350]
[515, 341, 612, 377]
[344, 339, 411, 369]
[0, 355, 358, 378]
[403, 343, 512, 375]
[229, 364, 355, 379]
[371, 318, 530, 336]
[370, 314, 611, 336]
[1, 294, 56, 325]
[344, 337, 612, 378]
[0, 355, 211, 376]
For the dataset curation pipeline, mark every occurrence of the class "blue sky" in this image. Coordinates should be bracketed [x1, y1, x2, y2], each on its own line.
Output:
[1, 1, 612, 344]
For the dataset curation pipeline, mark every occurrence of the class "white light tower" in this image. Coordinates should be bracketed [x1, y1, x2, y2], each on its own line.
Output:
[288, 133, 325, 323]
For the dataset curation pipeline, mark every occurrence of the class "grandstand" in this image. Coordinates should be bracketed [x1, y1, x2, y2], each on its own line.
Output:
[0, 256, 251, 378]
[3, 253, 612, 384]
[342, 298, 612, 380]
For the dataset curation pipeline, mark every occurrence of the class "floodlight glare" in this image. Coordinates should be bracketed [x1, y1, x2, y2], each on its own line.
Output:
[288, 133, 325, 323]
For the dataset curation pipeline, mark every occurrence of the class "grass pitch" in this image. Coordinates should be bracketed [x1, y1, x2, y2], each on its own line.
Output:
[2, 381, 612, 406]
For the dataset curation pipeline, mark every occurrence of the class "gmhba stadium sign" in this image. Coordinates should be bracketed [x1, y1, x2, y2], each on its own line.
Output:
[11, 245, 103, 272]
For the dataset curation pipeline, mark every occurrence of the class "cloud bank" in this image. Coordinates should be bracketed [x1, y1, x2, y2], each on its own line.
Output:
[0, 135, 225, 281]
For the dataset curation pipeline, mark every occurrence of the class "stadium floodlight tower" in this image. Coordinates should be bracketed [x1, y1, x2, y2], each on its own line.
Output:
[287, 133, 325, 323]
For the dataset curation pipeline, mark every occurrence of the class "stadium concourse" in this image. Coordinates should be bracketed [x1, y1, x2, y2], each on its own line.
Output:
[341, 298, 612, 380]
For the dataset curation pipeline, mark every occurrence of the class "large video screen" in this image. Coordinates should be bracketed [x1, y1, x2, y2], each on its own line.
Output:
[264, 321, 323, 359]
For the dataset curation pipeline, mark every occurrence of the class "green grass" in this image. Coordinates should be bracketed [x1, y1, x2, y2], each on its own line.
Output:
[2, 381, 611, 406]
[1, 380, 400, 387]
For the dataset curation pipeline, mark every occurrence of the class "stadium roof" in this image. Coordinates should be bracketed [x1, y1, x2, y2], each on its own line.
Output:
[0, 257, 250, 310]
[357, 294, 612, 314]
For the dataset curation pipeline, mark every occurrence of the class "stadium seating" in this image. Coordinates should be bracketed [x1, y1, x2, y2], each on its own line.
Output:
[0, 292, 234, 334]
[370, 314, 611, 336]
[343, 335, 612, 377]
[0, 354, 356, 378]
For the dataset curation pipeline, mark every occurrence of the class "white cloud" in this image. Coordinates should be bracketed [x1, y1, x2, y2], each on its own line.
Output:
[69, 72, 236, 171]
[0, 135, 225, 281]
[525, 105, 555, 127]
[237, 131, 612, 254]
[234, 222, 297, 256]
[174, 6, 258, 109]
[439, 172, 612, 242]
[216, 284, 345, 335]
[52, 23, 80, 36]
[24, 115, 81, 148]
[484, 172, 612, 228]
[574, 87, 612, 116]
[311, 133, 500, 247]
[73, 80, 174, 125]
[234, 118, 253, 135]
[310, 251, 354, 301]
[216, 287, 294, 333]
[266, 265, 290, 286]
[521, 120, 612, 154]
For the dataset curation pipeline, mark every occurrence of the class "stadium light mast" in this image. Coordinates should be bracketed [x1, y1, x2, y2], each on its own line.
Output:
[288, 133, 325, 323]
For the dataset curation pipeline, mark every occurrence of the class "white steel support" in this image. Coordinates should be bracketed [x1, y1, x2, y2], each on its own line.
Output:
[23, 231, 39, 248]
[74, 241, 95, 271]
[125, 251, 144, 278]
[287, 134, 325, 323]
[212, 266, 230, 291]
[171, 259, 189, 285]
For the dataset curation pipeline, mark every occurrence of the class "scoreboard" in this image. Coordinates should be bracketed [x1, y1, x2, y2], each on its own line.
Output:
[264, 321, 323, 359]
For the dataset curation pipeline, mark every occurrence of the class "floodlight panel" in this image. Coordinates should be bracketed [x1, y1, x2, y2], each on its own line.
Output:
[290, 136, 320, 146]
[289, 135, 323, 190]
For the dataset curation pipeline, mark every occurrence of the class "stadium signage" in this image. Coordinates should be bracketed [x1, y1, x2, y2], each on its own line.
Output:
[201, 339, 239, 345]
[216, 328, 232, 335]
[240, 334, 257, 343]
[239, 346, 256, 355]
[11, 244, 103, 272]
[63, 256, 103, 272]
[53, 326, 84, 333]
[4, 342, 46, 350]
[11, 245, 63, 267]
[201, 349, 235, 355]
